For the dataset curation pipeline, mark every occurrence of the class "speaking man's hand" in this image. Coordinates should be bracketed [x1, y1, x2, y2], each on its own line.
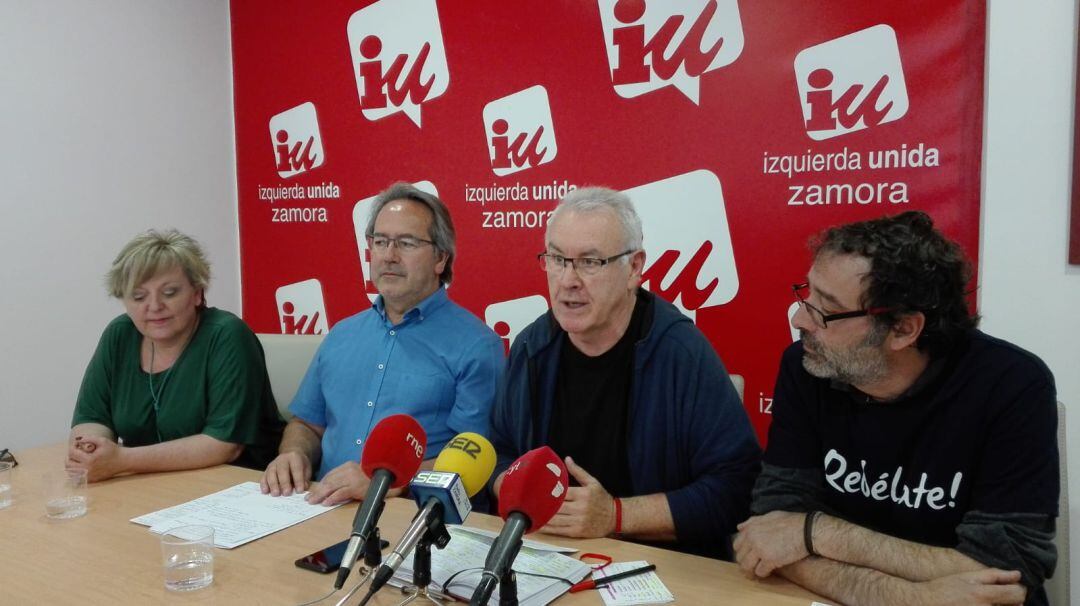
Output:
[540, 457, 616, 538]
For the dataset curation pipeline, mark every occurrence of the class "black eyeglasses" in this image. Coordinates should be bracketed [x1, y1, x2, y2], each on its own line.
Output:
[537, 250, 635, 276]
[366, 234, 435, 253]
[0, 448, 17, 467]
[792, 283, 892, 328]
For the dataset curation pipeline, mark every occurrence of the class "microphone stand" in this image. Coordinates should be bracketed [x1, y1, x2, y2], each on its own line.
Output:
[497, 539, 520, 606]
[398, 517, 451, 605]
[470, 534, 523, 606]
[335, 528, 384, 606]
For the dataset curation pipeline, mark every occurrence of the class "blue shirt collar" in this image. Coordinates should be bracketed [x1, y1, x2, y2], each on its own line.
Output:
[372, 286, 450, 325]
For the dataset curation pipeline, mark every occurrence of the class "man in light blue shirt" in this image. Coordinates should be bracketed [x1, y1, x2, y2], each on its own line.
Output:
[260, 183, 504, 505]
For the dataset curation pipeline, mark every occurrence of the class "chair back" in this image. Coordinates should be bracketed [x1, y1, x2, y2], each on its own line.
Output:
[729, 374, 745, 404]
[1047, 401, 1070, 606]
[256, 333, 324, 420]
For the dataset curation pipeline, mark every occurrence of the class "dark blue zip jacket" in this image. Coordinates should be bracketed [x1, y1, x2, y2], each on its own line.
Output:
[489, 290, 761, 559]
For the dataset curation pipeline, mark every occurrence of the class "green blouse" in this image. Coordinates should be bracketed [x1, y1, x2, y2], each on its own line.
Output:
[72, 307, 284, 469]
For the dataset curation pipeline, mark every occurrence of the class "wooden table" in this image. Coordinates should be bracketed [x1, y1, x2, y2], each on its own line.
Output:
[0, 444, 827, 605]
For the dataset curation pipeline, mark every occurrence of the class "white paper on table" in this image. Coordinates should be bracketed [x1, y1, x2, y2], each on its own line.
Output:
[594, 560, 673, 606]
[130, 481, 343, 549]
[131, 482, 253, 527]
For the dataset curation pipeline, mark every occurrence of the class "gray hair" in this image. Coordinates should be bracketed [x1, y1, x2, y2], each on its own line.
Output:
[548, 186, 644, 255]
[106, 229, 211, 304]
[365, 182, 457, 285]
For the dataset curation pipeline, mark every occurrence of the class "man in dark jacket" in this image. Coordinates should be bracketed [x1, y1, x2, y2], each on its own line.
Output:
[488, 186, 761, 559]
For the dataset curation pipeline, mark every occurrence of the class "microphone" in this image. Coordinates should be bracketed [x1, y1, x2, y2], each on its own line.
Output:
[469, 446, 567, 606]
[361, 433, 497, 603]
[334, 414, 427, 590]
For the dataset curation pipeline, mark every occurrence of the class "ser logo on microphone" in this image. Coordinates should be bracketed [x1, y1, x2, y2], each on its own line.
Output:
[412, 471, 454, 488]
[446, 435, 483, 459]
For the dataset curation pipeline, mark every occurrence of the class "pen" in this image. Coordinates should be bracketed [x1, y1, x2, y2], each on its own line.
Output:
[569, 564, 657, 593]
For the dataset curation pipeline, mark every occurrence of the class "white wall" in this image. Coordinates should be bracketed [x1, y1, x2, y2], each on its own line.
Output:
[982, 0, 1080, 595]
[0, 0, 239, 450]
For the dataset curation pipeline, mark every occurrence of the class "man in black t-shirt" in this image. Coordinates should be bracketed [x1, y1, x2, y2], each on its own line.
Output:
[734, 212, 1058, 606]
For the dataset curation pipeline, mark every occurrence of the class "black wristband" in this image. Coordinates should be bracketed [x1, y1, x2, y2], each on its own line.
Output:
[804, 511, 820, 557]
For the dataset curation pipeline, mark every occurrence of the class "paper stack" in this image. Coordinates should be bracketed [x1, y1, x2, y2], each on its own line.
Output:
[131, 481, 342, 549]
[592, 560, 673, 606]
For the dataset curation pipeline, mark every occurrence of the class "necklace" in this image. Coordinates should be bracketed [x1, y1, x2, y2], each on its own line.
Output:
[147, 344, 177, 413]
[146, 315, 201, 413]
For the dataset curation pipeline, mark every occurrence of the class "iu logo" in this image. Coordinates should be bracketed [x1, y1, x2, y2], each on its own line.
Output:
[484, 295, 550, 356]
[482, 86, 558, 176]
[597, 0, 744, 103]
[626, 170, 738, 321]
[794, 25, 909, 140]
[352, 181, 440, 302]
[346, 0, 450, 127]
[268, 102, 325, 178]
[275, 279, 329, 335]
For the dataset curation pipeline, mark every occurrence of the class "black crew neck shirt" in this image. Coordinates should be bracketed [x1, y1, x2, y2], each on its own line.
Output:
[547, 296, 646, 497]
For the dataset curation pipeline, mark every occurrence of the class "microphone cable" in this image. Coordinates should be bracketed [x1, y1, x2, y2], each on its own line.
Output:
[293, 562, 378, 606]
[441, 566, 574, 602]
[334, 575, 371, 606]
[294, 587, 337, 606]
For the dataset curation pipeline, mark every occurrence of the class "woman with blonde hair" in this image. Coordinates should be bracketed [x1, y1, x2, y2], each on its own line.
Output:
[67, 229, 283, 482]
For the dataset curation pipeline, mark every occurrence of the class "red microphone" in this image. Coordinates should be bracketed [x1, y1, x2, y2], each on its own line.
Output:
[360, 414, 427, 488]
[498, 446, 567, 529]
[470, 447, 567, 605]
[335, 414, 427, 589]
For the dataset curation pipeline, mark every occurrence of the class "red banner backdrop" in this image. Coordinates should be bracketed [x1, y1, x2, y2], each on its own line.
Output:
[231, 0, 986, 444]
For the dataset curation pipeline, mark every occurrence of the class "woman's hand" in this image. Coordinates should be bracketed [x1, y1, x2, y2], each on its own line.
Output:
[66, 435, 126, 482]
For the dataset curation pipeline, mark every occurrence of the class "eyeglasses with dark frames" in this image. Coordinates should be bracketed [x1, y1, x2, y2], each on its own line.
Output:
[537, 250, 635, 277]
[792, 282, 893, 328]
[0, 448, 16, 467]
[366, 234, 435, 253]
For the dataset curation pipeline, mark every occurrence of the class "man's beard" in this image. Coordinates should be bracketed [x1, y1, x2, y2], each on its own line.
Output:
[800, 324, 889, 385]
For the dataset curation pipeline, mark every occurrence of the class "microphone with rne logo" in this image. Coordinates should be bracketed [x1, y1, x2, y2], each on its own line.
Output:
[358, 433, 496, 604]
[469, 446, 567, 606]
[334, 414, 427, 590]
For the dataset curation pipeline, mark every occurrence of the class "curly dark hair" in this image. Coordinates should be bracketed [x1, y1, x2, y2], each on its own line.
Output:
[810, 211, 978, 355]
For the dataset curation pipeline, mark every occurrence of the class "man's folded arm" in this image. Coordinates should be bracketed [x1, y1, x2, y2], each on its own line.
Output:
[778, 555, 1028, 606]
[753, 462, 1056, 596]
[813, 510, 1056, 589]
[810, 512, 988, 581]
[756, 462, 1003, 582]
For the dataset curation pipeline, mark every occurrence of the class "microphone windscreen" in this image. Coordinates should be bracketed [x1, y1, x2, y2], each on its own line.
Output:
[433, 433, 496, 497]
[360, 414, 427, 489]
[498, 446, 567, 532]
